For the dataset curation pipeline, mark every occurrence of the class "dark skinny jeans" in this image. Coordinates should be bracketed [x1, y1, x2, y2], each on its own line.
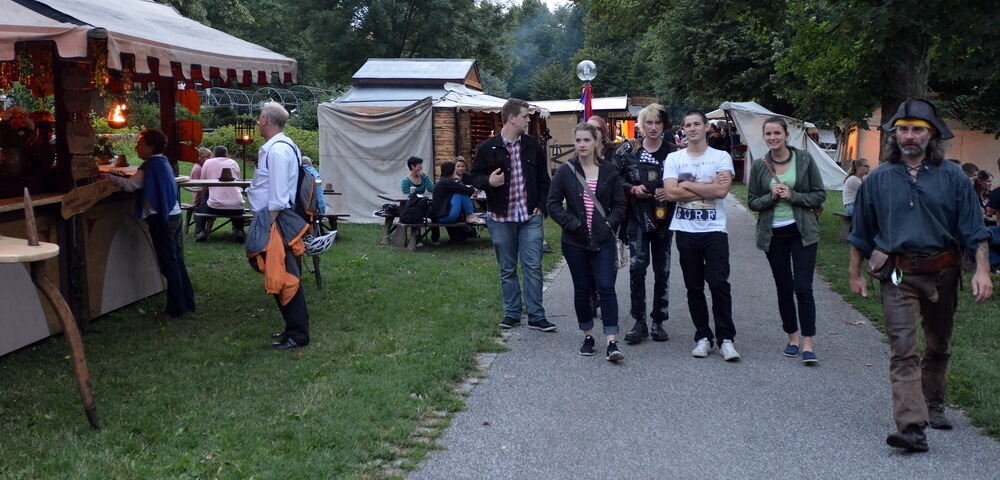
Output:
[764, 224, 817, 337]
[675, 231, 734, 343]
[562, 241, 619, 335]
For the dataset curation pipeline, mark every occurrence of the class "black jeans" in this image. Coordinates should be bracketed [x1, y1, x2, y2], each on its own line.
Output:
[675, 231, 734, 343]
[146, 213, 195, 317]
[562, 241, 619, 335]
[275, 287, 310, 345]
[194, 202, 245, 234]
[764, 224, 817, 336]
[627, 220, 672, 323]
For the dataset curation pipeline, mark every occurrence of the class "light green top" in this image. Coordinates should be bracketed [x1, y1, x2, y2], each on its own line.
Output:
[770, 158, 796, 223]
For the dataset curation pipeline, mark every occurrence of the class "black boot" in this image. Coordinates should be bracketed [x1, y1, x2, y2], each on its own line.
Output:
[650, 321, 669, 342]
[624, 320, 648, 344]
[886, 424, 929, 452]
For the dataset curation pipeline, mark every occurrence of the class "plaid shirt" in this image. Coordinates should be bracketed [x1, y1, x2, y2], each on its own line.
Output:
[491, 137, 530, 222]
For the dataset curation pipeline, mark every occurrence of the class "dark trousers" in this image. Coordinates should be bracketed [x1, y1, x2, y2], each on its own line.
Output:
[675, 231, 734, 343]
[562, 241, 619, 335]
[627, 220, 672, 323]
[764, 224, 818, 336]
[881, 267, 958, 430]
[194, 202, 245, 234]
[146, 213, 195, 317]
[275, 287, 310, 345]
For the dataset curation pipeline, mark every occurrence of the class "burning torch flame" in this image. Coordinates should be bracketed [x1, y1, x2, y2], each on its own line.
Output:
[107, 103, 128, 129]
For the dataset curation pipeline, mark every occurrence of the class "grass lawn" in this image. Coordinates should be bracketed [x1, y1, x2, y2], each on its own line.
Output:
[731, 183, 1000, 438]
[0, 217, 565, 479]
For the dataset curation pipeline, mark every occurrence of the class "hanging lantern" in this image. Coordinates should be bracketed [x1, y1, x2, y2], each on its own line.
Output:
[107, 102, 128, 129]
[234, 118, 254, 145]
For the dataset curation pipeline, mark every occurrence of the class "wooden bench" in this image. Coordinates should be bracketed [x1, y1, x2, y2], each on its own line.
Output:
[395, 221, 487, 251]
[192, 212, 254, 239]
[181, 202, 197, 234]
[833, 212, 852, 242]
[317, 213, 350, 234]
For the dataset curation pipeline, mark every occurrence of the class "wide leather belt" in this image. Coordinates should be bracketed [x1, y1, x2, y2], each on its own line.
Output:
[894, 250, 957, 274]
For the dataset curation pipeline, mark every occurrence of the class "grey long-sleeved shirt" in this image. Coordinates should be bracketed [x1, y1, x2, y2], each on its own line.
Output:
[849, 160, 990, 257]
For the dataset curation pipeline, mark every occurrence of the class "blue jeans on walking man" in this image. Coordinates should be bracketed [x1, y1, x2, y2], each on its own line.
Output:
[487, 214, 546, 322]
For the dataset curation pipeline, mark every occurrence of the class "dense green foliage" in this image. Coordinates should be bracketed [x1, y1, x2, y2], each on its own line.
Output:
[201, 124, 319, 165]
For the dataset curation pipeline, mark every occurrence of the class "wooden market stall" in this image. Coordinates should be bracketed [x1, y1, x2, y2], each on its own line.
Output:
[0, 0, 297, 358]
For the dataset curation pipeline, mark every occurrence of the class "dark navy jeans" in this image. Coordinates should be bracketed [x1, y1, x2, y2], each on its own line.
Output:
[562, 240, 619, 335]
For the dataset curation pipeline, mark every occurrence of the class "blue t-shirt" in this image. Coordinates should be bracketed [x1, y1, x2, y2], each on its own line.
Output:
[302, 165, 325, 214]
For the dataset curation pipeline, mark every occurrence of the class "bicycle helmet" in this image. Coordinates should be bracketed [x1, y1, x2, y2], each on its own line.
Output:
[304, 231, 337, 256]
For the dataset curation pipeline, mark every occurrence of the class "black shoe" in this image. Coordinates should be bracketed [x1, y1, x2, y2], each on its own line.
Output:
[650, 321, 669, 342]
[606, 341, 624, 362]
[624, 320, 648, 344]
[499, 317, 521, 329]
[886, 425, 929, 452]
[271, 331, 287, 339]
[194, 231, 208, 243]
[527, 319, 557, 332]
[579, 336, 595, 356]
[928, 404, 953, 430]
[272, 337, 305, 350]
[233, 230, 246, 243]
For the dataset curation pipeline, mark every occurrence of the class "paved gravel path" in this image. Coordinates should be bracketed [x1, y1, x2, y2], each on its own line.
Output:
[410, 196, 999, 480]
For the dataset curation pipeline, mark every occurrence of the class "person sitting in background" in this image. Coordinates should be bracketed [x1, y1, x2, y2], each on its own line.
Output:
[961, 163, 979, 184]
[975, 170, 995, 226]
[189, 146, 212, 207]
[194, 145, 246, 243]
[842, 158, 870, 216]
[454, 156, 475, 186]
[400, 156, 434, 194]
[301, 156, 325, 215]
[431, 161, 485, 227]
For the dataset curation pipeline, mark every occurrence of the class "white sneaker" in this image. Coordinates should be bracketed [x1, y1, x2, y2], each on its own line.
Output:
[691, 338, 711, 358]
[720, 340, 741, 362]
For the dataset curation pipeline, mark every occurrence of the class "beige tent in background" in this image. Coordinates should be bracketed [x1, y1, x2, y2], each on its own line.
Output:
[840, 109, 1000, 174]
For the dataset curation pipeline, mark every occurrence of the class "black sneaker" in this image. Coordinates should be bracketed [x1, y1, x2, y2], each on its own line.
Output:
[499, 317, 521, 329]
[650, 321, 669, 342]
[527, 319, 557, 332]
[886, 424, 929, 452]
[579, 336, 595, 356]
[606, 341, 624, 362]
[624, 320, 648, 344]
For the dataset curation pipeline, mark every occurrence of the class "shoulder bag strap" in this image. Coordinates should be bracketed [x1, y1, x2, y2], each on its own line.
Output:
[573, 167, 607, 219]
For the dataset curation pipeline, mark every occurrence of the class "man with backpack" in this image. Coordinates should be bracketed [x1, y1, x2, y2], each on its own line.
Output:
[247, 101, 311, 350]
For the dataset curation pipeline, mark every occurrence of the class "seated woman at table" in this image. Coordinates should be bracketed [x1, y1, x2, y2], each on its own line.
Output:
[454, 156, 475, 186]
[431, 161, 485, 225]
[400, 156, 435, 194]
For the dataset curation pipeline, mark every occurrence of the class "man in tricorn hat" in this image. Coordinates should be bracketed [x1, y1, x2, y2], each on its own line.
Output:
[847, 98, 993, 452]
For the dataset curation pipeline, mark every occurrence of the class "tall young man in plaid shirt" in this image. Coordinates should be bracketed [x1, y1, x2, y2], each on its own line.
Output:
[472, 99, 556, 331]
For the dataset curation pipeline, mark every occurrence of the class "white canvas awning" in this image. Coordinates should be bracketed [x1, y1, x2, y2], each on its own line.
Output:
[531, 96, 629, 114]
[0, 0, 296, 82]
[335, 82, 548, 116]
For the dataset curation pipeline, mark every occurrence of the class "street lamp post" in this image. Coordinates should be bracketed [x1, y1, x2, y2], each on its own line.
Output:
[576, 60, 597, 122]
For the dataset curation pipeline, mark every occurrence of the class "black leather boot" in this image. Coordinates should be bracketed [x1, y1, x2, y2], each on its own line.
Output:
[650, 321, 669, 342]
[886, 424, 929, 452]
[624, 320, 648, 344]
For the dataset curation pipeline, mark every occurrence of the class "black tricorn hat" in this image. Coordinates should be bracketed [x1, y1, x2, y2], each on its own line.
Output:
[881, 98, 954, 140]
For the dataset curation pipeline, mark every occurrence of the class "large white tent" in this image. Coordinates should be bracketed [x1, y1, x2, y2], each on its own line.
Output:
[715, 102, 846, 189]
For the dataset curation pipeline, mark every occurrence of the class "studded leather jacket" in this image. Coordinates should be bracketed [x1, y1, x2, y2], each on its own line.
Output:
[614, 138, 677, 232]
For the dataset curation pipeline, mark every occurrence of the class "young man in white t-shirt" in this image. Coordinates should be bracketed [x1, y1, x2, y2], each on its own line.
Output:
[663, 110, 740, 361]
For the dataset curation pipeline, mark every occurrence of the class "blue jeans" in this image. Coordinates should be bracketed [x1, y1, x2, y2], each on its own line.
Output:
[436, 195, 475, 223]
[844, 203, 855, 216]
[563, 241, 619, 334]
[627, 221, 672, 322]
[486, 214, 546, 322]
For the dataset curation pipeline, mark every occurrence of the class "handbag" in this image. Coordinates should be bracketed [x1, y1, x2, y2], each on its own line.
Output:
[573, 168, 628, 270]
[762, 155, 822, 220]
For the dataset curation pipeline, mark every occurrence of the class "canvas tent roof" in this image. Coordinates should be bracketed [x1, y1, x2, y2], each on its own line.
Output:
[531, 96, 629, 114]
[718, 101, 847, 189]
[353, 58, 476, 83]
[335, 82, 548, 115]
[0, 0, 297, 82]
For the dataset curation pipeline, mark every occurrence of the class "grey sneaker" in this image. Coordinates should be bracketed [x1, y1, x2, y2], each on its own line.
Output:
[691, 338, 711, 358]
[720, 340, 741, 362]
[499, 317, 521, 329]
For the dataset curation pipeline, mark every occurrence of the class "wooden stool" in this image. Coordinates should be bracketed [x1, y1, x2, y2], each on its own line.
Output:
[0, 189, 98, 428]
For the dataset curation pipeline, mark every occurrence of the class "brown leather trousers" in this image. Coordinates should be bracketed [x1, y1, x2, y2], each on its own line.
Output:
[880, 266, 959, 430]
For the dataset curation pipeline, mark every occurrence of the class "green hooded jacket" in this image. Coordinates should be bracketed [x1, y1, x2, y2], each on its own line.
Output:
[747, 146, 827, 251]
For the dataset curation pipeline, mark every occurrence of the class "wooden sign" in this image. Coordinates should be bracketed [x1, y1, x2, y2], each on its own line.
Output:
[66, 120, 96, 154]
[61, 180, 121, 219]
[176, 119, 203, 145]
[71, 155, 99, 181]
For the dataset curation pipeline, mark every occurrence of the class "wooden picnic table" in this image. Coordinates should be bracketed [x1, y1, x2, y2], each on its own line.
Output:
[376, 192, 487, 250]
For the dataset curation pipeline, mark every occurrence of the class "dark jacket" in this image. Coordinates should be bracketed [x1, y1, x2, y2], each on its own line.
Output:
[471, 133, 551, 216]
[747, 146, 827, 251]
[430, 177, 475, 220]
[547, 157, 626, 250]
[613, 138, 676, 232]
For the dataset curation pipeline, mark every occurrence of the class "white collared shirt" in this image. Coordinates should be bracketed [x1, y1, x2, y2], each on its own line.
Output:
[248, 132, 300, 212]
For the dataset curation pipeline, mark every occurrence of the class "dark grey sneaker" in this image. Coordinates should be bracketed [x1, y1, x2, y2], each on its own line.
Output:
[579, 336, 595, 356]
[886, 425, 929, 452]
[606, 341, 624, 362]
[928, 404, 953, 430]
[499, 317, 521, 329]
[527, 319, 557, 332]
